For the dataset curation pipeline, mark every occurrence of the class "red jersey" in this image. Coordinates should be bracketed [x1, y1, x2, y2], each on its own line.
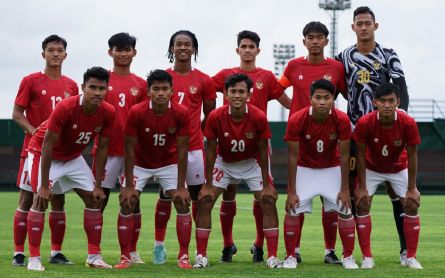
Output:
[92, 71, 147, 156]
[29, 95, 115, 161]
[204, 104, 271, 163]
[285, 107, 351, 168]
[166, 68, 216, 151]
[353, 110, 421, 173]
[14, 71, 78, 156]
[126, 100, 190, 169]
[212, 67, 284, 115]
[278, 57, 346, 116]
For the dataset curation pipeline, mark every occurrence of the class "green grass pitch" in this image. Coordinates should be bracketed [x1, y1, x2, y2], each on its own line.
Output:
[1, 192, 443, 277]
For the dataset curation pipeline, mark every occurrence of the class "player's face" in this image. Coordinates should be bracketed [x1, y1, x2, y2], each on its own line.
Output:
[236, 39, 260, 63]
[108, 46, 136, 67]
[373, 92, 400, 117]
[303, 32, 328, 55]
[352, 13, 378, 43]
[225, 81, 250, 109]
[171, 34, 195, 63]
[310, 89, 334, 114]
[82, 78, 108, 107]
[42, 42, 67, 67]
[149, 81, 172, 105]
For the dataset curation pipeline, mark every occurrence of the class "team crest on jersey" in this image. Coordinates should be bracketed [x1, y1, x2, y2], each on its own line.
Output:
[108, 86, 113, 91]
[256, 80, 264, 89]
[245, 132, 255, 139]
[145, 128, 150, 133]
[305, 134, 311, 140]
[95, 126, 102, 133]
[189, 86, 198, 94]
[323, 74, 332, 81]
[130, 87, 139, 96]
[41, 90, 47, 95]
[72, 124, 78, 130]
[168, 127, 177, 133]
[393, 139, 402, 147]
[224, 132, 229, 137]
[374, 138, 379, 143]
[373, 61, 382, 70]
[328, 133, 337, 140]
[64, 91, 71, 98]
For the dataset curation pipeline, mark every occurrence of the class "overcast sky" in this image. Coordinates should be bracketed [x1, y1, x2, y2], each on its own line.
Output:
[1, 0, 442, 121]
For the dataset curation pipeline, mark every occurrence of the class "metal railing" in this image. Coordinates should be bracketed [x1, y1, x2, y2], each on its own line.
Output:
[408, 99, 445, 122]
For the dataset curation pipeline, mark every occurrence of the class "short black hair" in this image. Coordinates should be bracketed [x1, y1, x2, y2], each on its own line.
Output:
[167, 30, 198, 63]
[83, 67, 109, 84]
[146, 69, 172, 88]
[375, 83, 400, 99]
[303, 21, 329, 37]
[42, 35, 67, 51]
[224, 73, 253, 92]
[108, 32, 136, 49]
[310, 79, 335, 96]
[237, 30, 260, 48]
[353, 6, 376, 21]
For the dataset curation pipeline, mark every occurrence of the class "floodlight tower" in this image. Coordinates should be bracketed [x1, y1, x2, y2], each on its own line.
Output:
[273, 44, 295, 121]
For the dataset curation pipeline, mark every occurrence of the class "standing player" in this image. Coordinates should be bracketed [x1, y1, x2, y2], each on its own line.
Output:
[152, 30, 216, 264]
[278, 21, 346, 264]
[12, 35, 78, 266]
[336, 6, 410, 262]
[282, 79, 358, 269]
[117, 70, 193, 269]
[353, 83, 422, 269]
[91, 32, 147, 264]
[193, 74, 280, 269]
[212, 30, 290, 263]
[26, 67, 115, 271]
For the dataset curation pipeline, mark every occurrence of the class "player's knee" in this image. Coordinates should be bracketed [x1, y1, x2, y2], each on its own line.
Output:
[355, 197, 371, 215]
[50, 194, 65, 210]
[18, 190, 33, 210]
[403, 198, 419, 215]
[261, 195, 277, 211]
[198, 196, 215, 214]
[159, 188, 170, 200]
[222, 184, 237, 201]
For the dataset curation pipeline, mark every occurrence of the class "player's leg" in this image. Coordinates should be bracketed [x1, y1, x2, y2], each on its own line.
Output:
[48, 194, 72, 264]
[93, 156, 123, 212]
[219, 183, 238, 263]
[349, 141, 358, 215]
[130, 198, 144, 264]
[186, 149, 206, 222]
[385, 181, 407, 261]
[320, 196, 340, 264]
[153, 188, 171, 264]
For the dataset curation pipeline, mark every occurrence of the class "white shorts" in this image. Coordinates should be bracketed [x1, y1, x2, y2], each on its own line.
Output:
[186, 149, 205, 186]
[290, 166, 345, 215]
[100, 156, 124, 189]
[123, 164, 177, 195]
[366, 168, 408, 197]
[212, 156, 263, 192]
[29, 153, 95, 194]
[18, 156, 33, 192]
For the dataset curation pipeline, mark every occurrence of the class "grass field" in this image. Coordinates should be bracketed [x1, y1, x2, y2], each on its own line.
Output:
[1, 192, 443, 277]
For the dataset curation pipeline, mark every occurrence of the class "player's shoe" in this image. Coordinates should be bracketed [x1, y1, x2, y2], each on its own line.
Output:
[12, 253, 26, 266]
[153, 244, 167, 264]
[130, 251, 145, 264]
[27, 257, 45, 271]
[399, 249, 407, 266]
[266, 256, 281, 268]
[177, 254, 193, 269]
[250, 244, 264, 263]
[49, 252, 73, 264]
[86, 254, 112, 269]
[114, 255, 131, 269]
[324, 250, 341, 264]
[295, 252, 302, 263]
[342, 255, 359, 270]
[281, 256, 297, 269]
[405, 257, 423, 269]
[193, 254, 209, 268]
[219, 244, 237, 263]
[361, 256, 375, 269]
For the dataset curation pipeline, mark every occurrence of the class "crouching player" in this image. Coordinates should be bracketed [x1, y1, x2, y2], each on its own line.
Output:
[283, 79, 358, 269]
[118, 70, 193, 269]
[354, 83, 422, 269]
[194, 73, 280, 269]
[26, 67, 115, 271]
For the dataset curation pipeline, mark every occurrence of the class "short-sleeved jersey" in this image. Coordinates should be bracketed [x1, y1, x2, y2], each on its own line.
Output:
[166, 68, 216, 151]
[278, 57, 346, 116]
[212, 67, 284, 115]
[204, 104, 271, 163]
[353, 110, 420, 173]
[285, 107, 351, 168]
[336, 43, 405, 125]
[126, 100, 190, 169]
[28, 95, 115, 161]
[92, 71, 148, 156]
[14, 71, 78, 156]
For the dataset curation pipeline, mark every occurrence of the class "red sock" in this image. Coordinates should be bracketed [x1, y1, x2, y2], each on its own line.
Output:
[296, 213, 305, 250]
[14, 209, 28, 253]
[263, 228, 279, 258]
[192, 201, 198, 223]
[322, 209, 338, 250]
[84, 209, 103, 255]
[196, 228, 211, 257]
[130, 213, 141, 252]
[220, 200, 236, 248]
[356, 214, 372, 257]
[338, 217, 356, 257]
[177, 213, 192, 258]
[27, 210, 45, 257]
[49, 211, 66, 252]
[155, 199, 171, 242]
[117, 213, 134, 259]
[404, 215, 420, 258]
[284, 215, 300, 257]
[253, 200, 264, 247]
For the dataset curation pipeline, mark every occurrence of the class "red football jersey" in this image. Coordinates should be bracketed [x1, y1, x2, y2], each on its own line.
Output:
[212, 67, 284, 115]
[166, 68, 216, 151]
[14, 71, 78, 156]
[29, 95, 115, 161]
[278, 57, 346, 116]
[125, 100, 190, 169]
[92, 71, 148, 156]
[285, 107, 351, 168]
[353, 110, 421, 173]
[204, 104, 271, 163]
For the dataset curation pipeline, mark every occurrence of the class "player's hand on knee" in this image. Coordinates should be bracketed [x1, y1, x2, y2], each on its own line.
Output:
[404, 188, 420, 211]
[172, 187, 191, 208]
[337, 189, 352, 214]
[93, 187, 107, 209]
[285, 193, 300, 214]
[119, 187, 139, 211]
[198, 185, 214, 202]
[261, 185, 278, 201]
[354, 187, 369, 207]
[36, 187, 51, 211]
